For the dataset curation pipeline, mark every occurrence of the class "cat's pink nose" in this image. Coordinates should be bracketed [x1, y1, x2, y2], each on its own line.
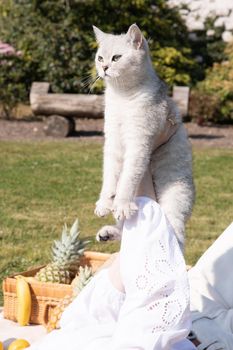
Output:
[103, 65, 108, 72]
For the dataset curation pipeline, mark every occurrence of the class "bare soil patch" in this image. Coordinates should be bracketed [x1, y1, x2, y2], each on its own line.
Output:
[0, 118, 233, 148]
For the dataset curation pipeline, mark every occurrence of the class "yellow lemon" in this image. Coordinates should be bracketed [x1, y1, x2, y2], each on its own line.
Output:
[8, 339, 30, 350]
[0, 341, 3, 350]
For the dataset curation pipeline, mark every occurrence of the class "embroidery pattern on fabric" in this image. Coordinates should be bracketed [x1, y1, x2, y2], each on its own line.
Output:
[134, 236, 189, 335]
[148, 298, 183, 333]
[136, 274, 149, 290]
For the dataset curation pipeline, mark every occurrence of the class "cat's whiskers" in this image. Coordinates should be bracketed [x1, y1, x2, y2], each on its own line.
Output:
[77, 73, 95, 90]
[79, 72, 101, 93]
[79, 72, 94, 82]
[88, 75, 100, 94]
[82, 78, 95, 89]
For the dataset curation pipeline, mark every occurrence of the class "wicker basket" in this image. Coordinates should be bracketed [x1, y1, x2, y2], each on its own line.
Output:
[2, 251, 111, 325]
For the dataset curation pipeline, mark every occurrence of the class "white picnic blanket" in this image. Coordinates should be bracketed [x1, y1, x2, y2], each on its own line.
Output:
[0, 309, 46, 349]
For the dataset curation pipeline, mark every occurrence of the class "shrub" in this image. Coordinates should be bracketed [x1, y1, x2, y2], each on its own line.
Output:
[189, 43, 233, 124]
[0, 42, 26, 118]
[189, 91, 221, 125]
[0, 0, 199, 107]
[167, 2, 231, 85]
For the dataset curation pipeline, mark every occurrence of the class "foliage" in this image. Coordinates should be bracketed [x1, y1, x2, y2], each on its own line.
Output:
[189, 18, 227, 74]
[186, 28, 226, 83]
[0, 43, 27, 118]
[170, 3, 228, 82]
[204, 17, 227, 64]
[189, 43, 233, 123]
[0, 140, 232, 303]
[0, 0, 199, 110]
[152, 46, 196, 86]
[189, 92, 220, 125]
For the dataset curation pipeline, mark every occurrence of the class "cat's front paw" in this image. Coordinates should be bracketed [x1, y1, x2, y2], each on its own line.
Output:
[95, 197, 113, 217]
[112, 199, 138, 220]
[96, 225, 122, 242]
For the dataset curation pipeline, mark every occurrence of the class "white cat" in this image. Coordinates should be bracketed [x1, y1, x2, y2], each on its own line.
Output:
[93, 24, 195, 250]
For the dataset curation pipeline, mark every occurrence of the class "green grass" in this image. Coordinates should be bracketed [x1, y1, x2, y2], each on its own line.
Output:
[0, 140, 232, 304]
[186, 147, 233, 264]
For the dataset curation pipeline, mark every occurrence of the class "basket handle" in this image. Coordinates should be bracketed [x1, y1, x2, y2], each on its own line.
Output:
[41, 301, 58, 325]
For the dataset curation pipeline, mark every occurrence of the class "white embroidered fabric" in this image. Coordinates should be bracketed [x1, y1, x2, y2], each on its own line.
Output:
[111, 196, 193, 350]
[29, 197, 195, 350]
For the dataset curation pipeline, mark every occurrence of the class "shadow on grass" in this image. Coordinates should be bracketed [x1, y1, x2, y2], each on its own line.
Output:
[189, 134, 224, 140]
[70, 130, 104, 137]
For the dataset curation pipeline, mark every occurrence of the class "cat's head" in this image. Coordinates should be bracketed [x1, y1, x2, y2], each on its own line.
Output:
[93, 24, 150, 84]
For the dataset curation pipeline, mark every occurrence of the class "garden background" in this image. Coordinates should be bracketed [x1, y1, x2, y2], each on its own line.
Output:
[0, 0, 233, 304]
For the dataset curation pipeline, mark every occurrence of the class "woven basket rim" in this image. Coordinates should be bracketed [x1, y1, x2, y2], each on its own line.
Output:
[5, 250, 112, 279]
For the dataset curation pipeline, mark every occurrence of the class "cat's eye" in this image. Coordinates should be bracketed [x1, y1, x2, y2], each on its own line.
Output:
[112, 55, 122, 62]
[98, 56, 104, 62]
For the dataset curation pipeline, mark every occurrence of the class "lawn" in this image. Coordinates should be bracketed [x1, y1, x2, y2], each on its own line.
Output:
[0, 140, 232, 304]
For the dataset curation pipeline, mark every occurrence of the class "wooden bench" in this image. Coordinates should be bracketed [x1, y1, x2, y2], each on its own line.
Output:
[30, 82, 104, 137]
[30, 82, 189, 137]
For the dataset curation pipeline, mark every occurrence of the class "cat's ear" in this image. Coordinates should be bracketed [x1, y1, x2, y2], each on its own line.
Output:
[126, 24, 143, 49]
[93, 25, 106, 44]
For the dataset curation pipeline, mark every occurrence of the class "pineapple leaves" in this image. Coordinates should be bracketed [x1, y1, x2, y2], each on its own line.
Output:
[36, 218, 91, 284]
[70, 219, 79, 236]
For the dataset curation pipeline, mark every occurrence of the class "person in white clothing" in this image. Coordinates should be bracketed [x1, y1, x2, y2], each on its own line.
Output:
[189, 222, 233, 350]
[28, 167, 195, 350]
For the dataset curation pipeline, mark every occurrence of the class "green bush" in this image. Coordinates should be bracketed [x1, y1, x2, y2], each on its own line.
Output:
[0, 43, 27, 118]
[189, 91, 221, 125]
[189, 43, 233, 123]
[0, 0, 199, 109]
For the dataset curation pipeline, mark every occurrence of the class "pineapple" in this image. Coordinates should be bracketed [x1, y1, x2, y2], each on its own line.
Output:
[46, 295, 72, 333]
[35, 219, 89, 284]
[71, 265, 94, 295]
[46, 265, 93, 332]
[35, 263, 71, 284]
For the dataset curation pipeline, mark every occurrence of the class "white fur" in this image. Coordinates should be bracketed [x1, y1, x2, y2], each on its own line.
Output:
[93, 24, 195, 250]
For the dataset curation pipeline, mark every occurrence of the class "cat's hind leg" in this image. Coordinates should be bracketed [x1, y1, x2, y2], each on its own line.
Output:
[96, 220, 123, 242]
[155, 181, 194, 252]
[150, 127, 195, 252]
